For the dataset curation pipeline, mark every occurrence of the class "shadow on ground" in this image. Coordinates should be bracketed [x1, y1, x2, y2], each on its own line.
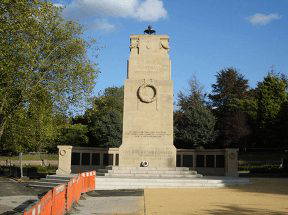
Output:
[0, 177, 49, 197]
[87, 189, 144, 197]
[204, 204, 288, 215]
[228, 178, 288, 196]
[0, 199, 37, 215]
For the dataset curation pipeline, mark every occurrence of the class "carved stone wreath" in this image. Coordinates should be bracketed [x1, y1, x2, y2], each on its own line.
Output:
[59, 150, 66, 156]
[137, 83, 157, 103]
[141, 161, 149, 167]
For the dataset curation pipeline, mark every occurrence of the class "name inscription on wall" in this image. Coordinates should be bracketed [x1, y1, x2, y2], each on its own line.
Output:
[125, 130, 172, 138]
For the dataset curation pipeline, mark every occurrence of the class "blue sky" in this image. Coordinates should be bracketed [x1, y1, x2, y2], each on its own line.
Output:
[54, 0, 288, 98]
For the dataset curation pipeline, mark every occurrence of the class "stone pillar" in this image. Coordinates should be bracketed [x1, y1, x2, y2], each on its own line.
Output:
[225, 148, 239, 177]
[119, 34, 176, 168]
[56, 145, 73, 175]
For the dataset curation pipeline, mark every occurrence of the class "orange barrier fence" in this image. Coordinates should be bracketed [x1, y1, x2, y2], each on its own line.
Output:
[66, 177, 75, 211]
[23, 203, 40, 215]
[23, 190, 53, 215]
[39, 190, 53, 215]
[81, 171, 96, 193]
[74, 174, 82, 203]
[90, 171, 96, 191]
[52, 184, 66, 215]
[23, 171, 96, 215]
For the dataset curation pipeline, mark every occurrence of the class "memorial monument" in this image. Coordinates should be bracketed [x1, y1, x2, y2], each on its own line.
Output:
[119, 26, 176, 168]
[55, 27, 240, 184]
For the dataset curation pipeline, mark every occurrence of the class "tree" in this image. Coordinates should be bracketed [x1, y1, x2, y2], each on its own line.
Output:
[278, 101, 288, 148]
[53, 124, 89, 152]
[255, 73, 288, 147]
[0, 87, 59, 153]
[209, 68, 251, 148]
[209, 67, 249, 113]
[174, 78, 216, 148]
[0, 1, 98, 152]
[217, 111, 251, 148]
[81, 87, 124, 148]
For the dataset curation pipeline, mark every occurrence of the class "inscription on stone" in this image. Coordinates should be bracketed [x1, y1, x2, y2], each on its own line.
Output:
[135, 65, 162, 73]
[123, 149, 174, 159]
[125, 131, 172, 138]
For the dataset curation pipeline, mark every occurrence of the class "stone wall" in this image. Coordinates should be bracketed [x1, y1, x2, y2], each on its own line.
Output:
[56, 145, 238, 177]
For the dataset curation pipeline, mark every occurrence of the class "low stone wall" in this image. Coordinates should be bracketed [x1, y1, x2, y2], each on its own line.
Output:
[177, 149, 238, 177]
[56, 145, 238, 177]
[56, 146, 119, 175]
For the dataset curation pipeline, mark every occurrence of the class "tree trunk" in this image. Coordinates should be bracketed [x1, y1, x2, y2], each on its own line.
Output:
[0, 118, 6, 142]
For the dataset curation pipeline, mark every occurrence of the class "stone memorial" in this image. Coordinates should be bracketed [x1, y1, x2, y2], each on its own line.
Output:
[119, 30, 176, 168]
[54, 28, 241, 188]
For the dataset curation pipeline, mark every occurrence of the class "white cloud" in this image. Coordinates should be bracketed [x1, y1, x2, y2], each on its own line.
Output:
[90, 19, 116, 31]
[61, 0, 167, 29]
[247, 13, 282, 26]
[135, 0, 167, 21]
[53, 3, 64, 8]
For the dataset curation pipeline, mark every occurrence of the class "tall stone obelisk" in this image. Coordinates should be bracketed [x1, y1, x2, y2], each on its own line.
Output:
[119, 32, 176, 168]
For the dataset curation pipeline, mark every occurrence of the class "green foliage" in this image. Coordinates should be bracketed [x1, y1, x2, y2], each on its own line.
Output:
[249, 166, 287, 176]
[217, 111, 251, 148]
[0, 0, 98, 153]
[255, 73, 288, 147]
[256, 73, 287, 127]
[174, 78, 216, 148]
[80, 87, 124, 148]
[54, 124, 89, 150]
[209, 68, 251, 148]
[209, 67, 249, 113]
[278, 102, 288, 147]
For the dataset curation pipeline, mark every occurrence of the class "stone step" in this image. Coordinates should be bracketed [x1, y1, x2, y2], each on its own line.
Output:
[96, 166, 199, 178]
[96, 177, 247, 183]
[46, 174, 77, 180]
[27, 181, 61, 188]
[39, 178, 71, 184]
[97, 173, 201, 178]
[105, 166, 191, 171]
[27, 174, 77, 189]
[97, 169, 197, 174]
[94, 177, 250, 190]
[95, 184, 226, 190]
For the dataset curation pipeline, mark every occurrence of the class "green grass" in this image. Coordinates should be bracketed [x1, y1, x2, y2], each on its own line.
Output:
[0, 154, 58, 161]
[238, 152, 284, 162]
[35, 165, 58, 174]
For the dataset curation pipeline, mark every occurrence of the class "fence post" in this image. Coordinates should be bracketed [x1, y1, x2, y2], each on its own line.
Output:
[19, 152, 23, 178]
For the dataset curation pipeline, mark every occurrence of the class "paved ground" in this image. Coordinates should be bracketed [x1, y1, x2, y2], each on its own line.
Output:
[144, 178, 288, 215]
[0, 177, 49, 214]
[69, 190, 144, 215]
[73, 178, 288, 215]
[1, 177, 288, 214]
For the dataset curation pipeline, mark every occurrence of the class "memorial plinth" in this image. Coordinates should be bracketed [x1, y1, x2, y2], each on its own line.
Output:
[119, 34, 176, 168]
